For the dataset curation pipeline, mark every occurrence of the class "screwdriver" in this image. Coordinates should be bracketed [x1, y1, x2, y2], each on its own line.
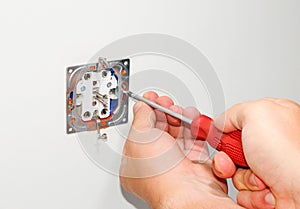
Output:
[126, 91, 248, 168]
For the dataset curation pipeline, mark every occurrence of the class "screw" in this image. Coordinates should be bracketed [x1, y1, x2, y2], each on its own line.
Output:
[84, 73, 91, 80]
[121, 82, 127, 90]
[93, 110, 99, 116]
[101, 109, 108, 115]
[99, 133, 107, 141]
[83, 111, 91, 118]
[102, 70, 107, 78]
[109, 88, 118, 95]
[81, 86, 86, 91]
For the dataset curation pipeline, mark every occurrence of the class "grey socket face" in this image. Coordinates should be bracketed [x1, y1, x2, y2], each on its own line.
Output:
[66, 58, 130, 134]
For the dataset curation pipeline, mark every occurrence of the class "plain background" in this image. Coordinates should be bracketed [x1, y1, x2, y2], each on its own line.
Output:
[0, 0, 299, 209]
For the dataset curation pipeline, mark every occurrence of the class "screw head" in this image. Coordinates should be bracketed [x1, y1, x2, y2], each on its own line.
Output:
[83, 111, 91, 118]
[84, 73, 91, 80]
[101, 109, 108, 115]
[102, 70, 108, 78]
[80, 86, 86, 92]
[98, 133, 108, 141]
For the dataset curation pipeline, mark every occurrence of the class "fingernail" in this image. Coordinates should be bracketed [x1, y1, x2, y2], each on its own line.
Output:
[249, 173, 258, 187]
[213, 157, 224, 176]
[265, 192, 275, 206]
[133, 102, 143, 113]
[143, 92, 149, 99]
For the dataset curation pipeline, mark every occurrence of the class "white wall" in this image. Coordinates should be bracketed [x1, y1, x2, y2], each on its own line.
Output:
[0, 0, 299, 208]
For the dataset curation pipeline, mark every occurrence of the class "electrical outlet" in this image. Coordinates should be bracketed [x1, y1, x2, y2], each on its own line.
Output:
[66, 58, 130, 138]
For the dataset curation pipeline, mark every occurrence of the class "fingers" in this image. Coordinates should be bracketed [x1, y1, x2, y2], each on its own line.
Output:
[143, 91, 159, 101]
[132, 101, 156, 131]
[167, 105, 185, 138]
[144, 91, 171, 131]
[237, 189, 276, 209]
[142, 92, 209, 159]
[212, 150, 270, 209]
[180, 107, 210, 162]
[233, 168, 267, 191]
[183, 107, 200, 140]
[166, 105, 183, 126]
[212, 151, 236, 178]
[214, 103, 247, 133]
[122, 100, 186, 177]
[126, 94, 182, 157]
[214, 99, 300, 133]
[154, 96, 174, 131]
[142, 92, 209, 162]
[144, 91, 183, 138]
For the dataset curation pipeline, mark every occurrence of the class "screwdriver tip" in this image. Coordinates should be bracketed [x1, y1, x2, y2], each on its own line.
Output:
[124, 90, 133, 97]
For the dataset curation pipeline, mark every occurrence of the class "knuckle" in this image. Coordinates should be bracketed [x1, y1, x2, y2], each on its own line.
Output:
[242, 99, 274, 116]
[261, 97, 300, 109]
[156, 96, 174, 106]
[282, 99, 300, 109]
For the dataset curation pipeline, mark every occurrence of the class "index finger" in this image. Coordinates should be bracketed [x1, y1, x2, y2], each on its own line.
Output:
[214, 102, 249, 133]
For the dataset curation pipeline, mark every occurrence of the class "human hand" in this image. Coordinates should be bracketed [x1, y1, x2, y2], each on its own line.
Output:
[212, 98, 300, 209]
[120, 91, 243, 209]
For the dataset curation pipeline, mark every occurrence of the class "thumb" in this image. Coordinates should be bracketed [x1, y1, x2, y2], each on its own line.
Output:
[131, 101, 156, 132]
[237, 189, 276, 209]
[212, 151, 236, 178]
[214, 103, 246, 133]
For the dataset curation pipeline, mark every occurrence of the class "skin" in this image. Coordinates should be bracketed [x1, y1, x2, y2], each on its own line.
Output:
[120, 92, 300, 209]
[212, 98, 300, 209]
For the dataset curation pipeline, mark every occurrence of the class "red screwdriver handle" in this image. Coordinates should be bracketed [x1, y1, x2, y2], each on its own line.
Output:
[191, 115, 248, 168]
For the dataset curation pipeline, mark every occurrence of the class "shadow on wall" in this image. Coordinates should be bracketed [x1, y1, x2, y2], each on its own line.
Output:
[120, 184, 151, 209]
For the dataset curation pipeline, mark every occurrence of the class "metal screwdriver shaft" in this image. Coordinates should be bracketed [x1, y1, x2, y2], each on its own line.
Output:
[126, 91, 193, 124]
[125, 90, 248, 167]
